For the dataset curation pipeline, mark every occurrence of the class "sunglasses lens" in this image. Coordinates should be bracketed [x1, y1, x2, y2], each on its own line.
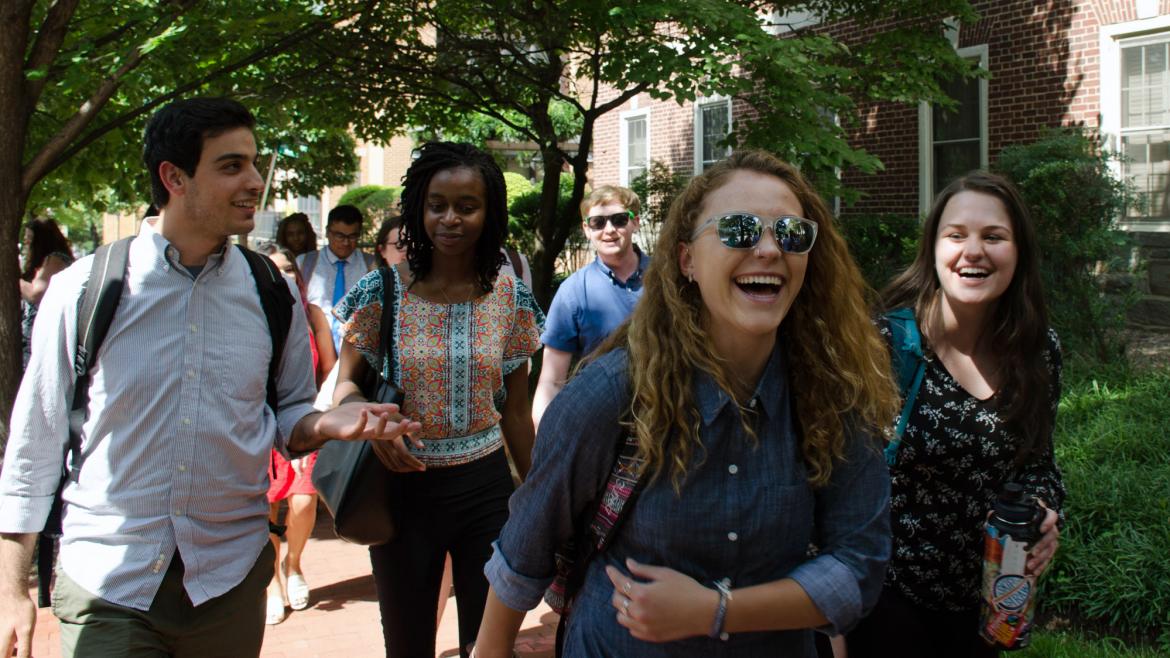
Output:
[586, 212, 630, 230]
[716, 214, 762, 249]
[775, 217, 817, 253]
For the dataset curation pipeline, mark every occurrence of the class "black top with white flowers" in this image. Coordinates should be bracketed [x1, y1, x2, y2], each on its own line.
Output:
[879, 315, 1066, 612]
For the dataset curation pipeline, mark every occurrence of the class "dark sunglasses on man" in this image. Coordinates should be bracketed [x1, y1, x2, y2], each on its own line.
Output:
[691, 212, 819, 254]
[585, 210, 635, 231]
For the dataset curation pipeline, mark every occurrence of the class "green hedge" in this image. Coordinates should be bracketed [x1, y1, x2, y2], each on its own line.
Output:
[837, 213, 919, 292]
[1043, 368, 1170, 649]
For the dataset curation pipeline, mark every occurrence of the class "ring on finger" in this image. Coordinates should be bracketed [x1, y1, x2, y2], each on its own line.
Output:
[623, 580, 632, 594]
[623, 596, 631, 611]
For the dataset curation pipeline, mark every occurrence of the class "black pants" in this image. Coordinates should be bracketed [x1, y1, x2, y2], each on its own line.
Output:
[845, 588, 1000, 658]
[369, 448, 514, 658]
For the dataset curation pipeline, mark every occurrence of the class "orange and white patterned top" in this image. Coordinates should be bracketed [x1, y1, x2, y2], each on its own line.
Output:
[335, 266, 543, 467]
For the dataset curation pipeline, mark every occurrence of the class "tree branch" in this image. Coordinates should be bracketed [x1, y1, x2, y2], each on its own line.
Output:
[22, 0, 81, 111]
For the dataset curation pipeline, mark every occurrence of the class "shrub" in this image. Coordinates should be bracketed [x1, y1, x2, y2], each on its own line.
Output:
[337, 184, 383, 208]
[503, 172, 534, 209]
[995, 129, 1135, 367]
[508, 175, 582, 260]
[1043, 368, 1170, 649]
[837, 213, 919, 292]
[630, 160, 688, 228]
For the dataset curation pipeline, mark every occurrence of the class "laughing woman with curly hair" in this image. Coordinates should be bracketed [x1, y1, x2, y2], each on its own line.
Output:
[474, 150, 899, 657]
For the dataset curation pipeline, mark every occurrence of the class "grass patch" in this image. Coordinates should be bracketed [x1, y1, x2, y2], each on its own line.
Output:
[1044, 367, 1170, 649]
[1021, 629, 1170, 657]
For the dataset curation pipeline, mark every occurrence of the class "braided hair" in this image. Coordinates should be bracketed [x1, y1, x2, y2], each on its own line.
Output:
[399, 142, 508, 292]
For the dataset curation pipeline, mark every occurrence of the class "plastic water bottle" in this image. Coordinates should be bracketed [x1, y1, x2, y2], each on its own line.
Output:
[979, 482, 1045, 650]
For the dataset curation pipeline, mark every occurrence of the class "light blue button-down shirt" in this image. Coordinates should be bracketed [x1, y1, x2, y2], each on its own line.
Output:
[0, 219, 318, 610]
[485, 344, 891, 657]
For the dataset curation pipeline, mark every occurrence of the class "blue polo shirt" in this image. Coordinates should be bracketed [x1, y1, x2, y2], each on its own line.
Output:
[541, 250, 650, 356]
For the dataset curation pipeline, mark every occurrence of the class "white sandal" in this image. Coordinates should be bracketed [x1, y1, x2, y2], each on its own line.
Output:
[266, 594, 287, 625]
[286, 572, 310, 610]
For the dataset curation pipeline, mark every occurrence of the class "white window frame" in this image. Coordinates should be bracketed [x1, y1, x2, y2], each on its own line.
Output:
[1100, 13, 1170, 232]
[918, 44, 989, 214]
[619, 108, 651, 187]
[694, 97, 733, 175]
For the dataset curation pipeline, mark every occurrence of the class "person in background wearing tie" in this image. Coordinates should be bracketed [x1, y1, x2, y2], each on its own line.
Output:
[297, 204, 376, 352]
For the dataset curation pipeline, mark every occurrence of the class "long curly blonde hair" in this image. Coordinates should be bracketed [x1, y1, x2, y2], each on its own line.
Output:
[593, 150, 898, 489]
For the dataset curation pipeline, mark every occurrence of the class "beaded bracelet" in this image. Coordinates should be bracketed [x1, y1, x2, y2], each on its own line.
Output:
[709, 577, 732, 641]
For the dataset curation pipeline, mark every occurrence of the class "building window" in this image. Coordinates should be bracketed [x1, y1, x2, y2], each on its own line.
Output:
[695, 98, 732, 174]
[1120, 36, 1170, 223]
[620, 109, 650, 186]
[919, 45, 988, 213]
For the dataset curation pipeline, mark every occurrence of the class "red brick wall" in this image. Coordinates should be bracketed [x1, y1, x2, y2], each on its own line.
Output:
[591, 0, 1166, 219]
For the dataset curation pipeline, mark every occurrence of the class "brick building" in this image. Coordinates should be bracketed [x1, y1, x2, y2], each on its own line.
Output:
[591, 0, 1170, 325]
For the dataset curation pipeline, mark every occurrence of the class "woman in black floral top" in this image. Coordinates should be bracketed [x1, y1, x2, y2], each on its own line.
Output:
[846, 172, 1065, 658]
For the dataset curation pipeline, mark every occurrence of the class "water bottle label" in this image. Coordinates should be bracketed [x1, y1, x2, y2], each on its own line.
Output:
[1001, 536, 1027, 576]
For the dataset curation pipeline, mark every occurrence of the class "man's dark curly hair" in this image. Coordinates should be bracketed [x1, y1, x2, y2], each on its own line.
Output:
[399, 142, 507, 291]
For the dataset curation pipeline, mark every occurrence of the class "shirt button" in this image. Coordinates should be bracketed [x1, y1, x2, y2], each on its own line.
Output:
[177, 463, 187, 472]
[174, 510, 184, 516]
[728, 464, 738, 475]
[748, 397, 758, 409]
[182, 418, 191, 425]
[189, 324, 198, 333]
[186, 370, 195, 379]
[727, 531, 738, 542]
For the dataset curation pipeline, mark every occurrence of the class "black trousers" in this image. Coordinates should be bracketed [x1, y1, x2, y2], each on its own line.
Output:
[845, 588, 1000, 658]
[368, 448, 514, 658]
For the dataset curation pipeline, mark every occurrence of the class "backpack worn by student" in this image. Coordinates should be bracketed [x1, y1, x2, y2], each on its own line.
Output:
[36, 237, 294, 607]
[883, 307, 927, 466]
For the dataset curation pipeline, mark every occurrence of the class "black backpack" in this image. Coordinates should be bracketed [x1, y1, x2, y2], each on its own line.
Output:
[36, 237, 294, 606]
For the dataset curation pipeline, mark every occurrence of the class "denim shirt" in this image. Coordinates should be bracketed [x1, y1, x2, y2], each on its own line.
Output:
[484, 344, 891, 657]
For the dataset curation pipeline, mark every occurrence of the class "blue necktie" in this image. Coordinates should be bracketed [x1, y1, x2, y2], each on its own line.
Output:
[332, 259, 347, 306]
[330, 259, 347, 351]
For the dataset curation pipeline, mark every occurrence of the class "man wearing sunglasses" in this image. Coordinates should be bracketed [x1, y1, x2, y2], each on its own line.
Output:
[297, 204, 376, 351]
[532, 185, 649, 428]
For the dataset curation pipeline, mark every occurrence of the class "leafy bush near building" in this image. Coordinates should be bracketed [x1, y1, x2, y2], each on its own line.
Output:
[1042, 367, 1170, 650]
[338, 184, 402, 246]
[995, 129, 1135, 367]
[508, 175, 583, 263]
[630, 160, 689, 229]
[837, 213, 920, 293]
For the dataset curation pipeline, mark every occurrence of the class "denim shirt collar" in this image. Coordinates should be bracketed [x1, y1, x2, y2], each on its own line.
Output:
[693, 339, 787, 426]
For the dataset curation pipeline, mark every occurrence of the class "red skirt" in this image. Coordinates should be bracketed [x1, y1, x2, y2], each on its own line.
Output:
[267, 450, 318, 503]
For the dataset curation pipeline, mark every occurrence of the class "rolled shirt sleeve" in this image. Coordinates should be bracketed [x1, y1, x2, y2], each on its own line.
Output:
[485, 349, 630, 610]
[789, 423, 891, 634]
[0, 261, 87, 533]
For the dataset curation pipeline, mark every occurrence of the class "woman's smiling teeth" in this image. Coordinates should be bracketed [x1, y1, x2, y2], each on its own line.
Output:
[957, 267, 990, 279]
[734, 274, 783, 296]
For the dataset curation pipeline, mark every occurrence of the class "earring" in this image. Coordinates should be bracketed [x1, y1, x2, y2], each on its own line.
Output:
[687, 272, 695, 283]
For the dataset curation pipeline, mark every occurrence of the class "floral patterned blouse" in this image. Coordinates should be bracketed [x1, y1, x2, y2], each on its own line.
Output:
[879, 314, 1066, 612]
[334, 266, 544, 468]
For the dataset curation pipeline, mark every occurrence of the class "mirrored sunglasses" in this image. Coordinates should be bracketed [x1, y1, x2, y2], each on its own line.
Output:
[692, 212, 819, 254]
[585, 210, 634, 231]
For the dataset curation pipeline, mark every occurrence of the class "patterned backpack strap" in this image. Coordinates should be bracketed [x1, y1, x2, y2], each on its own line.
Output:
[544, 422, 645, 618]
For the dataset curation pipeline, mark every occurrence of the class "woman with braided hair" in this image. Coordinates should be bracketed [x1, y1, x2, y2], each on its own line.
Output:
[333, 142, 543, 657]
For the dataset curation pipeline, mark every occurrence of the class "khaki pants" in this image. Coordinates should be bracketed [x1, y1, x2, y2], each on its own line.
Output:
[53, 542, 274, 658]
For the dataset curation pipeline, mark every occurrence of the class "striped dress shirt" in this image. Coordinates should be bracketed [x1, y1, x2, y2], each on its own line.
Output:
[0, 219, 318, 610]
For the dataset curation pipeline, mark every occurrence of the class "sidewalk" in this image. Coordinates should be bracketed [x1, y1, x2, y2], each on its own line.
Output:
[29, 505, 558, 657]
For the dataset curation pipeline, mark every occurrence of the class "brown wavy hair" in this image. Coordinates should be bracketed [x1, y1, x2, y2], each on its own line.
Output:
[594, 150, 899, 489]
[881, 171, 1052, 464]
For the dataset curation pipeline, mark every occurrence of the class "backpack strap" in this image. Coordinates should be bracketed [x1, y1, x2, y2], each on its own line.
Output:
[301, 250, 319, 282]
[236, 245, 295, 413]
[39, 237, 133, 607]
[551, 419, 646, 655]
[505, 247, 524, 281]
[884, 307, 927, 466]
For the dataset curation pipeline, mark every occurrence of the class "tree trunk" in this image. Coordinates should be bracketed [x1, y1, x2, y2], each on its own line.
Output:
[0, 1, 35, 457]
[531, 146, 565, 309]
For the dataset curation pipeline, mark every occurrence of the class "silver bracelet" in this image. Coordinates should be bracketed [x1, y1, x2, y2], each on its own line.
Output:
[708, 577, 732, 641]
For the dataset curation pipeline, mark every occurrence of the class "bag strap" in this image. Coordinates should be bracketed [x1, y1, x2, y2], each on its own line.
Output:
[236, 245, 295, 413]
[376, 265, 394, 375]
[40, 237, 132, 606]
[505, 247, 523, 281]
[301, 249, 319, 282]
[884, 307, 927, 466]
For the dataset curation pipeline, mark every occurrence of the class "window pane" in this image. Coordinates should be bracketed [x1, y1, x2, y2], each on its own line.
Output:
[1123, 132, 1170, 220]
[627, 116, 647, 167]
[1122, 42, 1170, 128]
[933, 141, 981, 197]
[933, 74, 980, 142]
[701, 103, 730, 167]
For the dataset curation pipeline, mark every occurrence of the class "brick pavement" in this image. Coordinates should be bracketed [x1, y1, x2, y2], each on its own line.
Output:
[28, 504, 557, 658]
